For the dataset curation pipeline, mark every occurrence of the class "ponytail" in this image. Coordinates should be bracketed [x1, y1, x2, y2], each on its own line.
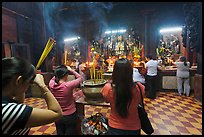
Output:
[180, 56, 187, 66]
[184, 61, 187, 66]
[55, 77, 60, 84]
[53, 65, 68, 84]
[2, 57, 36, 89]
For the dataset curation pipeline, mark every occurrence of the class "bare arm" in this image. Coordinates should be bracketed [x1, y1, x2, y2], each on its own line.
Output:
[157, 65, 162, 70]
[172, 61, 179, 67]
[137, 82, 145, 98]
[65, 66, 83, 88]
[25, 74, 62, 128]
[101, 83, 111, 103]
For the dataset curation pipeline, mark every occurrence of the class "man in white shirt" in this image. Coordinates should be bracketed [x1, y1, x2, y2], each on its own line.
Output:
[145, 54, 160, 99]
[133, 67, 145, 85]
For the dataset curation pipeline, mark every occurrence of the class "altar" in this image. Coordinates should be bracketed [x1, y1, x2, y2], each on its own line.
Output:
[157, 66, 197, 92]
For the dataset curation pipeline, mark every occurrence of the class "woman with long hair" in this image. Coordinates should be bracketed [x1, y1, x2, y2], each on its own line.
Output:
[101, 58, 145, 135]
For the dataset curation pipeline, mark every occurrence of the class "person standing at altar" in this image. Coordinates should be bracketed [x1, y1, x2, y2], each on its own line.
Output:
[173, 56, 190, 96]
[145, 54, 161, 99]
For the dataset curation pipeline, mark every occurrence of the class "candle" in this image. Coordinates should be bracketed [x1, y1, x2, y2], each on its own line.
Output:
[90, 68, 93, 79]
[64, 51, 67, 65]
[93, 66, 96, 80]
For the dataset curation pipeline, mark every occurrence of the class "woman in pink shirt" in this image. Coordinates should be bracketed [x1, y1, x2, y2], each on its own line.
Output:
[101, 58, 145, 135]
[49, 65, 83, 135]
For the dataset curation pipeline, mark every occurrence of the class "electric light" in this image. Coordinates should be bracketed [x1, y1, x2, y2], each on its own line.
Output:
[64, 37, 80, 42]
[105, 29, 126, 34]
[159, 27, 182, 33]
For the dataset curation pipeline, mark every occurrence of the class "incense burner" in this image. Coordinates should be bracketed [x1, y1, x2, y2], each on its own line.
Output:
[82, 79, 107, 99]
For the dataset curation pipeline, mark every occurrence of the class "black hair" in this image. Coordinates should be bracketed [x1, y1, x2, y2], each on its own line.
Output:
[2, 57, 36, 90]
[180, 56, 187, 66]
[112, 58, 133, 118]
[53, 65, 69, 84]
[146, 54, 153, 59]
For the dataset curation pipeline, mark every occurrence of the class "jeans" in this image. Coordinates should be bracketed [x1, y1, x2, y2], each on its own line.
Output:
[106, 126, 141, 135]
[55, 111, 77, 135]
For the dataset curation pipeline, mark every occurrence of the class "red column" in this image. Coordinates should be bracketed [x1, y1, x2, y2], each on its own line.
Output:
[87, 41, 91, 62]
[141, 45, 145, 60]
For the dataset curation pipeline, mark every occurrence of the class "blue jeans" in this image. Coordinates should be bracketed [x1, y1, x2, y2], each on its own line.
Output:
[106, 126, 141, 135]
[55, 111, 77, 135]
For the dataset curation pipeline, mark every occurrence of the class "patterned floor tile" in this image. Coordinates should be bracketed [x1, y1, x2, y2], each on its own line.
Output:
[24, 92, 202, 135]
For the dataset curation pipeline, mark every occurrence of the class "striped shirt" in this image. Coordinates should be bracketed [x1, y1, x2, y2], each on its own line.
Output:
[2, 97, 33, 135]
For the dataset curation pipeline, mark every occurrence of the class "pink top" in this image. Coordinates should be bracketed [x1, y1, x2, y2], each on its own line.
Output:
[49, 70, 83, 116]
[101, 82, 145, 130]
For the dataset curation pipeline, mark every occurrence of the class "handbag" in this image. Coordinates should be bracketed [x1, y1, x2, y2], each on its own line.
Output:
[135, 82, 154, 135]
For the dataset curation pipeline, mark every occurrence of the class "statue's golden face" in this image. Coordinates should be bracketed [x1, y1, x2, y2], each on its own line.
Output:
[118, 35, 122, 41]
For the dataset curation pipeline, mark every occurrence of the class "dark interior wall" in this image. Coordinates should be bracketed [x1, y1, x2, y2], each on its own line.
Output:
[2, 2, 48, 71]
[30, 3, 47, 71]
[2, 11, 17, 43]
[2, 3, 33, 63]
[182, 2, 202, 75]
[2, 2, 94, 71]
[148, 15, 160, 58]
[197, 5, 202, 75]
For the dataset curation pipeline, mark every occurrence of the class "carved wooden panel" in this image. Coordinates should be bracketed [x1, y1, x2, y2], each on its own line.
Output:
[194, 74, 202, 103]
[2, 12, 17, 43]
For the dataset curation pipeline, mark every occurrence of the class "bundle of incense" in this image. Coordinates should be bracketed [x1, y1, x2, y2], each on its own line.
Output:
[90, 67, 93, 79]
[36, 37, 55, 70]
[64, 51, 67, 65]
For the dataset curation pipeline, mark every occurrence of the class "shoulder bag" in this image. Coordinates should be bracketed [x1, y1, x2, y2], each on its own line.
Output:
[135, 82, 154, 135]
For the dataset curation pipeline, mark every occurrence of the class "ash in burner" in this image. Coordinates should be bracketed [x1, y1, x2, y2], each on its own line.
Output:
[83, 79, 107, 86]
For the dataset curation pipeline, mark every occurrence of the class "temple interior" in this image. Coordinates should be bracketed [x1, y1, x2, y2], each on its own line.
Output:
[2, 2, 202, 135]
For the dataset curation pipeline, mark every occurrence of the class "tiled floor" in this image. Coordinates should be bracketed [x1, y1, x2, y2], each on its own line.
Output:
[24, 92, 202, 135]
